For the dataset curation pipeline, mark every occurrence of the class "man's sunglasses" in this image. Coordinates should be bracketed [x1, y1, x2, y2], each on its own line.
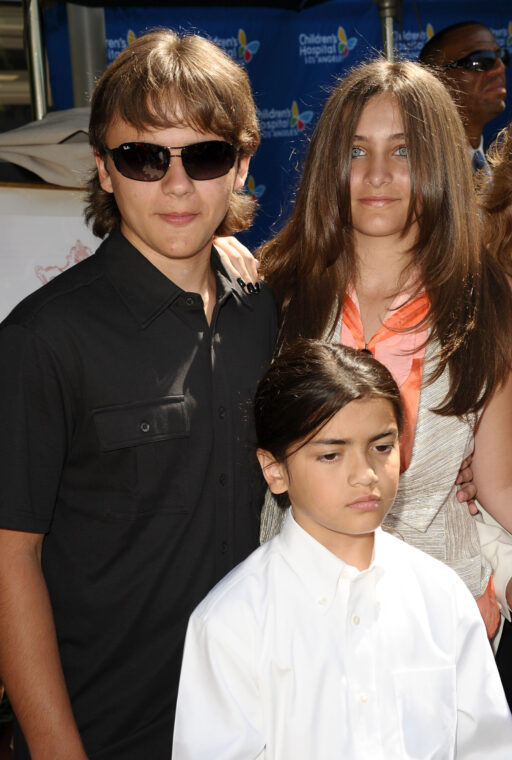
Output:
[104, 140, 237, 182]
[442, 47, 510, 73]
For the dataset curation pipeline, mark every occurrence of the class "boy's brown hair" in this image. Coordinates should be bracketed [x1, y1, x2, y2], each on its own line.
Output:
[85, 30, 260, 238]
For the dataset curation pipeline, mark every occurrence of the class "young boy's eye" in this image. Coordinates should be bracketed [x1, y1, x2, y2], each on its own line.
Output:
[395, 145, 408, 157]
[351, 146, 365, 158]
[319, 452, 339, 463]
[373, 443, 394, 454]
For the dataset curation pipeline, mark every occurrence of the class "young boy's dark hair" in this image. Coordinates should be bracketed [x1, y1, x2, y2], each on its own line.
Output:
[85, 29, 260, 238]
[173, 339, 512, 760]
[255, 339, 403, 468]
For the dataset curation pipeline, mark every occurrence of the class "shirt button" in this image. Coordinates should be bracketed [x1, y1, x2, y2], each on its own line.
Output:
[221, 541, 228, 554]
[140, 421, 150, 433]
[352, 615, 360, 626]
[219, 473, 227, 486]
[218, 406, 226, 419]
[185, 296, 194, 306]
[317, 597, 327, 606]
[359, 693, 369, 704]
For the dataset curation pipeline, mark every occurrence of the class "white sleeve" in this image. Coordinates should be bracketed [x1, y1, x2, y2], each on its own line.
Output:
[172, 608, 265, 760]
[455, 579, 512, 759]
[474, 503, 512, 622]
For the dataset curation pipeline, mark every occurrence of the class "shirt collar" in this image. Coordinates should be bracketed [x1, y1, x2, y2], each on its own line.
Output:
[278, 509, 386, 612]
[469, 136, 485, 161]
[98, 228, 250, 328]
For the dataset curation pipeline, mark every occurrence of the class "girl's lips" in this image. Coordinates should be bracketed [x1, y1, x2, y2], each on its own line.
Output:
[358, 197, 396, 206]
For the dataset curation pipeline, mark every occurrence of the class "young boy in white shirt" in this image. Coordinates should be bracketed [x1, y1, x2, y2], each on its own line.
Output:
[172, 340, 512, 759]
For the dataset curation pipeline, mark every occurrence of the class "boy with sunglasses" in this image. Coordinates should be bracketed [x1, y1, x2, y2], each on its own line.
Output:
[0, 30, 276, 760]
[419, 21, 508, 171]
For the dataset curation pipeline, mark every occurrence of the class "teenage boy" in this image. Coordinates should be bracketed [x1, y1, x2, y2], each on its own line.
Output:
[0, 31, 276, 760]
[173, 341, 512, 760]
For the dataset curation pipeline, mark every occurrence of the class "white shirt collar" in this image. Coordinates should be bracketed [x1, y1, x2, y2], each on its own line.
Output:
[469, 135, 485, 161]
[278, 508, 386, 611]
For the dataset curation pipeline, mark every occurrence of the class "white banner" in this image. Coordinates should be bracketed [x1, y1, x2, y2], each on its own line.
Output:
[0, 185, 99, 321]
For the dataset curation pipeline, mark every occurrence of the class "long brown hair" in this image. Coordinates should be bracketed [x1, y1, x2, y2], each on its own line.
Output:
[85, 30, 260, 238]
[476, 125, 512, 275]
[260, 59, 512, 416]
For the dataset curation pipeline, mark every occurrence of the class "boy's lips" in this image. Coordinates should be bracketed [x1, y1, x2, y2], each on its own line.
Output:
[158, 212, 198, 226]
[347, 495, 381, 511]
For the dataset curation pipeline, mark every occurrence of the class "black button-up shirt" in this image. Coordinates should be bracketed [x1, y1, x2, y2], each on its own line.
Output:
[0, 229, 277, 759]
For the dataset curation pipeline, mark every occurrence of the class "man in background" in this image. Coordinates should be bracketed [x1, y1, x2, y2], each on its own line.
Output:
[419, 21, 508, 170]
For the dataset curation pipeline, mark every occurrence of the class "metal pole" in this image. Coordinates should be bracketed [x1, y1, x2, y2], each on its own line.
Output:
[66, 4, 106, 108]
[23, 0, 47, 120]
[373, 0, 403, 62]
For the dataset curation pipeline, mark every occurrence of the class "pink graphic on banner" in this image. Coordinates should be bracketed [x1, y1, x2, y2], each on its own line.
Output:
[35, 240, 93, 285]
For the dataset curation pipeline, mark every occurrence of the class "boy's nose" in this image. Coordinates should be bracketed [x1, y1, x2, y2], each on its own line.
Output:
[161, 154, 194, 195]
[348, 454, 378, 487]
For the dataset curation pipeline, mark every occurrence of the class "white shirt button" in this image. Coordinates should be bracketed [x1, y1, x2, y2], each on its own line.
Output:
[352, 614, 360, 626]
[359, 693, 369, 703]
[318, 597, 327, 606]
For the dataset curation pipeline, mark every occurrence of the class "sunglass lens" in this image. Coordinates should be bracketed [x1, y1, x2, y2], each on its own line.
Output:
[115, 143, 169, 181]
[182, 141, 236, 180]
[471, 49, 510, 71]
[468, 55, 495, 71]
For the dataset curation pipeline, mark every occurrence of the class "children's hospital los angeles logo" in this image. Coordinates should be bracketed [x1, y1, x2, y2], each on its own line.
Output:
[107, 28, 260, 66]
[238, 29, 260, 62]
[244, 175, 265, 201]
[258, 100, 313, 139]
[211, 29, 260, 64]
[299, 26, 357, 65]
[290, 101, 313, 131]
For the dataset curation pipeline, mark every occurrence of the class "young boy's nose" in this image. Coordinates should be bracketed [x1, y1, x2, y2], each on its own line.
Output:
[347, 451, 378, 487]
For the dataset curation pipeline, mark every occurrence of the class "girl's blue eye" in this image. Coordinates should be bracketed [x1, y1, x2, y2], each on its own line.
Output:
[351, 147, 365, 158]
[396, 146, 408, 157]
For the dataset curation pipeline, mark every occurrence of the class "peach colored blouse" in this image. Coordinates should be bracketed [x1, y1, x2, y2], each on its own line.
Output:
[341, 287, 430, 472]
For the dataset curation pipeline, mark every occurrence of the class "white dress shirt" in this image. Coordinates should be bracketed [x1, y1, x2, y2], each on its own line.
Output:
[172, 510, 512, 760]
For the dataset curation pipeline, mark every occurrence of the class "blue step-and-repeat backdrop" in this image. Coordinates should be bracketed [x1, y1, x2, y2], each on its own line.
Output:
[43, 1, 512, 247]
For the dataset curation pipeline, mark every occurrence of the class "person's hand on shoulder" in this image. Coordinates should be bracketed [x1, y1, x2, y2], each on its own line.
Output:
[214, 236, 260, 292]
[455, 455, 477, 514]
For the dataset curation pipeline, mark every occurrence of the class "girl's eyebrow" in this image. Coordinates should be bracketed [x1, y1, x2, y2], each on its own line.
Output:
[353, 133, 405, 141]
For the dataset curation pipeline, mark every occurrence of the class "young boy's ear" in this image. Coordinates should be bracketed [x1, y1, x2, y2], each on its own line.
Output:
[256, 449, 288, 494]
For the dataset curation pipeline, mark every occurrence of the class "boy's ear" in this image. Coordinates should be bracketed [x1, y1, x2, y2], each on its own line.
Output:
[94, 150, 114, 194]
[256, 449, 288, 494]
[234, 154, 250, 191]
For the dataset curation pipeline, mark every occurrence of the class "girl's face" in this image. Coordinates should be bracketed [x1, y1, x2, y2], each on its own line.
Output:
[349, 93, 418, 248]
[258, 396, 400, 558]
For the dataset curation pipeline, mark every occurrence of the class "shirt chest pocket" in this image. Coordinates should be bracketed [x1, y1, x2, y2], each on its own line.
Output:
[392, 666, 456, 759]
[93, 396, 191, 518]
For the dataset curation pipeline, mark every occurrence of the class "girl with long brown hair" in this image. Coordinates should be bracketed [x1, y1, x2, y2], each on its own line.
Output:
[219, 59, 512, 642]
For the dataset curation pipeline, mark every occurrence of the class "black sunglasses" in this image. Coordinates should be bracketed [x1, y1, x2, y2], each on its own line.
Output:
[442, 47, 510, 73]
[104, 140, 238, 182]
